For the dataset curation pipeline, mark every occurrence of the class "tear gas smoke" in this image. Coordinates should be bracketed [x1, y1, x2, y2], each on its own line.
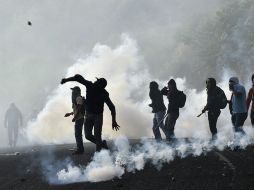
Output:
[25, 34, 152, 143]
[25, 33, 252, 144]
[18, 0, 254, 184]
[27, 34, 254, 184]
[49, 131, 254, 184]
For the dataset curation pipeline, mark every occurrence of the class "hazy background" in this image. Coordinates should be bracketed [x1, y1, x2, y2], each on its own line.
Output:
[1, 0, 254, 146]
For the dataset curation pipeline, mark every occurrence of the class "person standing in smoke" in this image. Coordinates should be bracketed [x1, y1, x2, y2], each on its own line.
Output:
[246, 74, 254, 127]
[4, 103, 23, 147]
[64, 86, 85, 155]
[149, 81, 168, 140]
[61, 74, 120, 152]
[229, 77, 247, 134]
[161, 79, 182, 141]
[201, 78, 227, 140]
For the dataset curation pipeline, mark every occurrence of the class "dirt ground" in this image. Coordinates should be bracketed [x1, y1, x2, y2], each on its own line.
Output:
[0, 140, 253, 190]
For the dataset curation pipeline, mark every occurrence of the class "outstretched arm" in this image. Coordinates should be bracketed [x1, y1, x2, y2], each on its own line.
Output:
[105, 96, 120, 131]
[61, 74, 92, 87]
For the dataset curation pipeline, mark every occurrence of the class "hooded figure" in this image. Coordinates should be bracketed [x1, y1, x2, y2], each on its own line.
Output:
[229, 77, 247, 134]
[246, 74, 254, 126]
[149, 81, 167, 140]
[202, 78, 226, 139]
[161, 79, 181, 140]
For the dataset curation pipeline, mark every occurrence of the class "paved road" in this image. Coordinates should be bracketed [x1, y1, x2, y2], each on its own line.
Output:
[0, 141, 253, 190]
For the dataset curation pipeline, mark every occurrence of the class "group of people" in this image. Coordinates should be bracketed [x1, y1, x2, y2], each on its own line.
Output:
[4, 73, 253, 152]
[61, 74, 120, 154]
[149, 74, 254, 142]
[63, 73, 254, 155]
[149, 79, 186, 141]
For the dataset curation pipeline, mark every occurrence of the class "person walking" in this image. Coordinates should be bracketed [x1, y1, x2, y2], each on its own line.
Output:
[149, 81, 168, 140]
[64, 86, 85, 155]
[161, 79, 185, 141]
[4, 103, 23, 147]
[229, 77, 247, 134]
[201, 78, 227, 140]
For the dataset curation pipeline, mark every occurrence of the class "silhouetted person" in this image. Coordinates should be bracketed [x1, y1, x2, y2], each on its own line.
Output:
[61, 74, 120, 152]
[229, 77, 247, 134]
[149, 81, 168, 140]
[4, 103, 23, 147]
[201, 78, 227, 140]
[64, 86, 85, 155]
[161, 79, 181, 140]
[246, 74, 254, 126]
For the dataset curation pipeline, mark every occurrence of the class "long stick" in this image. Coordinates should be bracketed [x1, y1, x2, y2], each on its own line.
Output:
[156, 113, 168, 127]
[197, 112, 204, 117]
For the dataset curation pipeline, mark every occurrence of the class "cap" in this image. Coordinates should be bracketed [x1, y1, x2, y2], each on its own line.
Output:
[70, 86, 81, 92]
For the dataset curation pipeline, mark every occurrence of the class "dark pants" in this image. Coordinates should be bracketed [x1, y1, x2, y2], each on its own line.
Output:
[251, 111, 254, 126]
[165, 112, 179, 139]
[84, 112, 103, 151]
[231, 113, 247, 134]
[8, 126, 18, 147]
[74, 118, 84, 152]
[208, 110, 220, 138]
[153, 110, 167, 140]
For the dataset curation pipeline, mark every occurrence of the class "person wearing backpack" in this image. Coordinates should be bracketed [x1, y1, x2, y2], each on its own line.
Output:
[61, 74, 120, 152]
[246, 74, 254, 126]
[229, 77, 247, 134]
[161, 79, 185, 141]
[64, 86, 85, 155]
[149, 81, 168, 140]
[201, 78, 227, 140]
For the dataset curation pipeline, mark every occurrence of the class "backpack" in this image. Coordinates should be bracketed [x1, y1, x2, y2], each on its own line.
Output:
[74, 96, 86, 114]
[177, 91, 186, 108]
[217, 88, 227, 109]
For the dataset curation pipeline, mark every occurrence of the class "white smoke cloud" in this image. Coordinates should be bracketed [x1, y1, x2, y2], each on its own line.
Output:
[57, 150, 124, 183]
[52, 129, 254, 184]
[25, 34, 152, 144]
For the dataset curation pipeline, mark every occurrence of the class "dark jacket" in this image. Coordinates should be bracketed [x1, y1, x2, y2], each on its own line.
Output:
[161, 88, 180, 114]
[205, 86, 224, 112]
[149, 89, 166, 113]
